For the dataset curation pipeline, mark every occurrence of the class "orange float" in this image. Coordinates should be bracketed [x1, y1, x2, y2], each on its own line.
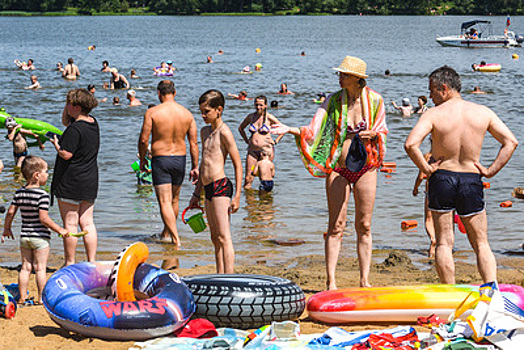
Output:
[483, 182, 490, 189]
[382, 162, 397, 168]
[500, 200, 513, 208]
[109, 242, 149, 301]
[401, 220, 418, 229]
[380, 168, 395, 173]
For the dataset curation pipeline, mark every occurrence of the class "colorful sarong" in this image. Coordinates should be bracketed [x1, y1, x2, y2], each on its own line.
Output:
[296, 87, 388, 178]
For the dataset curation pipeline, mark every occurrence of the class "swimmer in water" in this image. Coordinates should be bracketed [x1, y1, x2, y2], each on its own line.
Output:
[56, 62, 64, 72]
[207, 55, 214, 63]
[62, 58, 80, 80]
[101, 60, 111, 72]
[15, 59, 35, 71]
[413, 95, 428, 114]
[227, 90, 249, 101]
[127, 89, 142, 107]
[87, 84, 107, 103]
[130, 69, 139, 79]
[471, 86, 487, 94]
[278, 83, 294, 95]
[25, 75, 41, 89]
[113, 97, 120, 105]
[392, 98, 413, 117]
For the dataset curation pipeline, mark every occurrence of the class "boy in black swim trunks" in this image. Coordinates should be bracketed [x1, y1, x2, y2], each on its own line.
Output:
[189, 90, 242, 274]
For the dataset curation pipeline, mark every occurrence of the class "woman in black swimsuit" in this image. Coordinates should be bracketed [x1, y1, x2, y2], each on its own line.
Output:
[238, 96, 283, 189]
[110, 68, 129, 90]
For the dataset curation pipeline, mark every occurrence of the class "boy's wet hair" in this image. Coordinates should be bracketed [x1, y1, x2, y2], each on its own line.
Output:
[21, 155, 46, 181]
[157, 80, 175, 96]
[430, 65, 461, 92]
[418, 95, 428, 104]
[67, 88, 98, 114]
[261, 147, 272, 157]
[199, 89, 225, 109]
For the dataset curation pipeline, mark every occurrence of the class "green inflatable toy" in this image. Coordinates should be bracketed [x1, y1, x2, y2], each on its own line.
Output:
[1, 108, 63, 147]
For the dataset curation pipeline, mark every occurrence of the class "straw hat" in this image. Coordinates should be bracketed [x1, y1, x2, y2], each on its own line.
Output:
[333, 56, 368, 79]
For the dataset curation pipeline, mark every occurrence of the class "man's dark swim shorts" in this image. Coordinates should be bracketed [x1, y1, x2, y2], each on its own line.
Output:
[428, 169, 485, 216]
[152, 155, 186, 186]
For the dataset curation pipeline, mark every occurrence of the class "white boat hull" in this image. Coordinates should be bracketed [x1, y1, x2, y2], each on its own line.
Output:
[436, 36, 520, 48]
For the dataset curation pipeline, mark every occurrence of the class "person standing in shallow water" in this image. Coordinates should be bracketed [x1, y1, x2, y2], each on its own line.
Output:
[405, 65, 518, 284]
[271, 56, 388, 289]
[238, 96, 283, 189]
[50, 89, 100, 266]
[138, 80, 199, 247]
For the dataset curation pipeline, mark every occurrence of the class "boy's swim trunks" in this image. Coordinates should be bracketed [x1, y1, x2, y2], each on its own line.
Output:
[428, 169, 485, 216]
[259, 180, 274, 192]
[204, 177, 233, 201]
[152, 155, 186, 186]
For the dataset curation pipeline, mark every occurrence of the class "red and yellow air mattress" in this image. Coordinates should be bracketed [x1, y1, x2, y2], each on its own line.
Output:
[307, 284, 524, 323]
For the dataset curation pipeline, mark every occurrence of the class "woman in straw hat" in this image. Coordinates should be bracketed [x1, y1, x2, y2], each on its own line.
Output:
[271, 56, 388, 289]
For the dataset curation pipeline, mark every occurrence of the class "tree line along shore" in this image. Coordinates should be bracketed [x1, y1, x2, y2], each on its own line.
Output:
[1, 0, 523, 16]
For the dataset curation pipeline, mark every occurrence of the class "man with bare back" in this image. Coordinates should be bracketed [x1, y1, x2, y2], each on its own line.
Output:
[138, 80, 199, 247]
[405, 66, 518, 284]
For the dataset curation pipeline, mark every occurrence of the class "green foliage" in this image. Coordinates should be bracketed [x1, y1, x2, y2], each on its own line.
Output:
[0, 0, 523, 15]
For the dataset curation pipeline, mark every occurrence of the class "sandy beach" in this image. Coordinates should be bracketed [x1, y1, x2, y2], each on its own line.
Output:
[1, 250, 522, 350]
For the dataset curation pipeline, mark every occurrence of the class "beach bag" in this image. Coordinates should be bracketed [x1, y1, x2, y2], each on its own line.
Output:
[453, 282, 524, 350]
[346, 134, 367, 172]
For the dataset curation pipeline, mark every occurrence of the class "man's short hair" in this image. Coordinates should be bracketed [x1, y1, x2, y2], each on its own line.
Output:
[255, 95, 267, 104]
[68, 58, 74, 64]
[157, 80, 175, 96]
[430, 66, 461, 92]
[21, 155, 47, 181]
[199, 89, 225, 109]
[67, 88, 98, 114]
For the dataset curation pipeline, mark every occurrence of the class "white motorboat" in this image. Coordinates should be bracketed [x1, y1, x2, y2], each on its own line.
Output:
[436, 20, 523, 48]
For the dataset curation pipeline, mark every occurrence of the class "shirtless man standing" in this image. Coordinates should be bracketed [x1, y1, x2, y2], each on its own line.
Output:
[138, 80, 199, 247]
[405, 66, 518, 284]
[63, 58, 80, 80]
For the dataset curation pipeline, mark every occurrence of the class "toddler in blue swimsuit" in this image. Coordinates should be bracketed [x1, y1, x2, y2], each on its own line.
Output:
[253, 147, 275, 193]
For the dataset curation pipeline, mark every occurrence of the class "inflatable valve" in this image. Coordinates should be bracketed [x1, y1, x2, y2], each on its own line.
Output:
[454, 214, 466, 234]
[401, 220, 418, 229]
[483, 182, 491, 189]
[500, 200, 513, 208]
[380, 168, 395, 173]
[382, 162, 397, 168]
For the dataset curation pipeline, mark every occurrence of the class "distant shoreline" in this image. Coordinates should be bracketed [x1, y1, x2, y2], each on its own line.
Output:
[0, 12, 328, 17]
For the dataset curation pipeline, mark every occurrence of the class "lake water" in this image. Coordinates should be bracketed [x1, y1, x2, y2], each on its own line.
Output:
[0, 15, 522, 270]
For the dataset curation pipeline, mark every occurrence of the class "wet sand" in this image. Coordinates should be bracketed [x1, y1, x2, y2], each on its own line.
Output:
[1, 251, 523, 350]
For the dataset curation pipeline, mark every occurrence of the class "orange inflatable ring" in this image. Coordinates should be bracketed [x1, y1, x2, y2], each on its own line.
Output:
[109, 242, 149, 301]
